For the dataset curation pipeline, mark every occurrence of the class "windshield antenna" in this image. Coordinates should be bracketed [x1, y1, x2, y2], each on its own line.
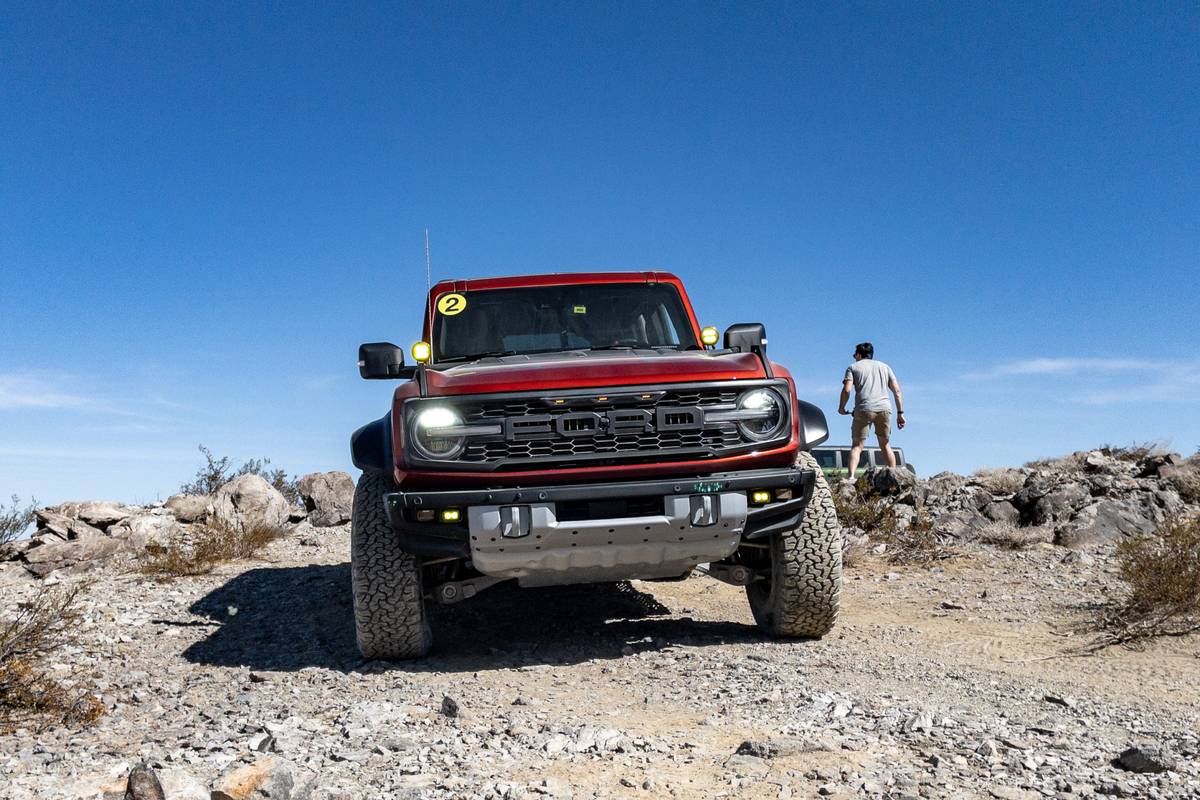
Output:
[424, 227, 431, 292]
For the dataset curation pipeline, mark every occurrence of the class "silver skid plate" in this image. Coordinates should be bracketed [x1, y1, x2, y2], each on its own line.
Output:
[467, 493, 748, 587]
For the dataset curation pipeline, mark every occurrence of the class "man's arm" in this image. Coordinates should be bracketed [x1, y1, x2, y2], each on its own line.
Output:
[838, 379, 852, 415]
[889, 375, 905, 429]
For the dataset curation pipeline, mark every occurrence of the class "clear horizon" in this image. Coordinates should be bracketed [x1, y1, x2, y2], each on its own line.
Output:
[2, 3, 1197, 505]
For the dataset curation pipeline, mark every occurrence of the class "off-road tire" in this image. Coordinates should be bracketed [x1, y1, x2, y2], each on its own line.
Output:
[351, 471, 432, 660]
[746, 450, 842, 637]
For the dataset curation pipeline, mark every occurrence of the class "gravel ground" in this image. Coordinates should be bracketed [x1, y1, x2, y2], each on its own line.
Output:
[3, 523, 1198, 799]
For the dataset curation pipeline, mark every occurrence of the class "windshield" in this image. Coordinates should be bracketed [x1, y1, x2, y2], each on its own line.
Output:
[431, 282, 699, 362]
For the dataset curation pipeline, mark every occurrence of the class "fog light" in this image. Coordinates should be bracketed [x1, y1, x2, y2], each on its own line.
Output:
[750, 490, 771, 505]
[439, 508, 461, 523]
[415, 509, 435, 522]
[774, 488, 793, 501]
[700, 326, 720, 346]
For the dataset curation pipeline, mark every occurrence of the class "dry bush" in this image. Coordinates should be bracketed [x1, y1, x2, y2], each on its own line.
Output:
[977, 521, 1050, 550]
[1170, 465, 1200, 505]
[138, 519, 283, 578]
[972, 468, 1026, 496]
[841, 537, 872, 569]
[0, 583, 103, 730]
[833, 485, 950, 565]
[181, 445, 301, 506]
[0, 495, 37, 546]
[1092, 514, 1200, 650]
[1100, 441, 1166, 462]
[881, 512, 952, 565]
[1025, 451, 1089, 471]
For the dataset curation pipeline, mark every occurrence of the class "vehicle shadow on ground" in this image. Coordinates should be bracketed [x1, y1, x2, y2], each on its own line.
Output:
[181, 563, 763, 673]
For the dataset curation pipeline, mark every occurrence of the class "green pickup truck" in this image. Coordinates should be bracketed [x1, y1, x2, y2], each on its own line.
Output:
[813, 446, 915, 479]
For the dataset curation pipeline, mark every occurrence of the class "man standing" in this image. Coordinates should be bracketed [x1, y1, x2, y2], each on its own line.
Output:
[838, 342, 905, 476]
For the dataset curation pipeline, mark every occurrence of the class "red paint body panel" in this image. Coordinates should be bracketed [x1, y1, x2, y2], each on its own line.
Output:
[392, 272, 799, 489]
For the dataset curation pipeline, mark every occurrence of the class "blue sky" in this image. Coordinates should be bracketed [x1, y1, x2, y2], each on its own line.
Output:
[2, 2, 1197, 504]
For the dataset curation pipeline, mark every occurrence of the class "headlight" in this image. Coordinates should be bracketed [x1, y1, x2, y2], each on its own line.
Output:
[410, 406, 466, 460]
[736, 388, 787, 441]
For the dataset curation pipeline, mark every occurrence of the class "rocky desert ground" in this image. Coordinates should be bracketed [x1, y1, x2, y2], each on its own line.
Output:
[2, 449, 1199, 799]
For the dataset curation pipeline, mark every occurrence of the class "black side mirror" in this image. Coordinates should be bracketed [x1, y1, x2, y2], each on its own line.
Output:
[724, 323, 772, 377]
[358, 342, 415, 380]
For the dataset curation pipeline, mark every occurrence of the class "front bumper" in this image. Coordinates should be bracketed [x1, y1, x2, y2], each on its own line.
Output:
[384, 467, 815, 584]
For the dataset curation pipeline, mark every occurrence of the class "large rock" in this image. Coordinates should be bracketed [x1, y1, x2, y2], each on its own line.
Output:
[983, 501, 1020, 523]
[213, 474, 289, 533]
[211, 756, 294, 800]
[1056, 499, 1157, 548]
[20, 532, 126, 576]
[1032, 483, 1090, 525]
[34, 510, 105, 540]
[861, 466, 917, 497]
[164, 493, 212, 523]
[106, 512, 183, 548]
[40, 500, 136, 529]
[932, 510, 988, 541]
[297, 471, 355, 527]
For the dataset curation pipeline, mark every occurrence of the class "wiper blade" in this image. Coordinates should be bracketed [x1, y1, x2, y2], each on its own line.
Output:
[582, 343, 682, 352]
[436, 349, 521, 363]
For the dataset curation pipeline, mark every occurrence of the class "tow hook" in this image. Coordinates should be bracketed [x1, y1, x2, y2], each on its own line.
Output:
[702, 564, 758, 587]
[433, 575, 506, 604]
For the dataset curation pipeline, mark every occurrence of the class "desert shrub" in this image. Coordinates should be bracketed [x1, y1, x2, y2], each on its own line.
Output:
[138, 519, 284, 578]
[1025, 451, 1089, 471]
[833, 483, 949, 565]
[977, 521, 1050, 550]
[972, 468, 1026, 496]
[1099, 441, 1166, 462]
[0, 495, 37, 546]
[180, 445, 301, 506]
[1170, 466, 1200, 505]
[0, 583, 103, 730]
[1093, 514, 1200, 649]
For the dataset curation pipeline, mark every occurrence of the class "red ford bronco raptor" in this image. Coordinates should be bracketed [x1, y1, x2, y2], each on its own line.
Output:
[351, 271, 841, 659]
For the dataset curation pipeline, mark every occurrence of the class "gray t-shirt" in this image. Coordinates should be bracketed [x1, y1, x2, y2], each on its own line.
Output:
[844, 359, 896, 413]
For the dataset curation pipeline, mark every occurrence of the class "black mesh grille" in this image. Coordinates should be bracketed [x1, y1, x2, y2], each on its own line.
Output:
[412, 382, 782, 470]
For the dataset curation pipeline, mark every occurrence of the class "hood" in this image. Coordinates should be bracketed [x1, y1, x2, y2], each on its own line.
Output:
[423, 349, 768, 396]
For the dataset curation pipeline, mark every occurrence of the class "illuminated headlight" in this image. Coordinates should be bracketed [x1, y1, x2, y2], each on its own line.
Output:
[410, 406, 466, 460]
[736, 388, 787, 441]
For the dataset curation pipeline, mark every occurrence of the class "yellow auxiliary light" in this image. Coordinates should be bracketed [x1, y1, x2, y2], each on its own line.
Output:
[750, 490, 772, 505]
[412, 341, 431, 363]
[439, 508, 461, 523]
[700, 326, 720, 346]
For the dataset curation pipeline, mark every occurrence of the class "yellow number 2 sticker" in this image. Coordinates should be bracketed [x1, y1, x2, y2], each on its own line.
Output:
[436, 293, 467, 316]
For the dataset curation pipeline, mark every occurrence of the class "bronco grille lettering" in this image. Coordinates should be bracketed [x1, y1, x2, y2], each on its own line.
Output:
[504, 406, 703, 441]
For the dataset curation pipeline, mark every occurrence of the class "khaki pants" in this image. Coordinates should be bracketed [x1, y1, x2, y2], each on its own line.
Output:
[851, 409, 891, 445]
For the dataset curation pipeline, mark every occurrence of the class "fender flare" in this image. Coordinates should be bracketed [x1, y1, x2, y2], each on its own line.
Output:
[350, 412, 394, 474]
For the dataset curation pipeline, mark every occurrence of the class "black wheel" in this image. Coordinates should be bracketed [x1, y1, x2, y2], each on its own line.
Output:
[746, 450, 842, 638]
[350, 472, 432, 660]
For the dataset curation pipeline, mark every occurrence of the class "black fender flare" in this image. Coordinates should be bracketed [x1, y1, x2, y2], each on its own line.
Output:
[350, 412, 394, 474]
[796, 400, 829, 449]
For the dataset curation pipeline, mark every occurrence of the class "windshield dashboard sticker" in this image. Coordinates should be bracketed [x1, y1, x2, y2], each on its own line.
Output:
[437, 293, 467, 315]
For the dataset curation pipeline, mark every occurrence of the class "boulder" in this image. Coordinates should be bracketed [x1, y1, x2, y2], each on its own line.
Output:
[34, 510, 105, 540]
[983, 501, 1020, 524]
[958, 486, 994, 512]
[1116, 743, 1177, 773]
[1055, 499, 1157, 548]
[20, 533, 126, 576]
[211, 756, 294, 800]
[124, 762, 165, 800]
[164, 493, 212, 523]
[106, 512, 183, 548]
[1032, 484, 1090, 525]
[297, 471, 355, 527]
[861, 466, 917, 497]
[41, 500, 136, 529]
[932, 510, 988, 541]
[213, 474, 289, 533]
[1137, 452, 1182, 478]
